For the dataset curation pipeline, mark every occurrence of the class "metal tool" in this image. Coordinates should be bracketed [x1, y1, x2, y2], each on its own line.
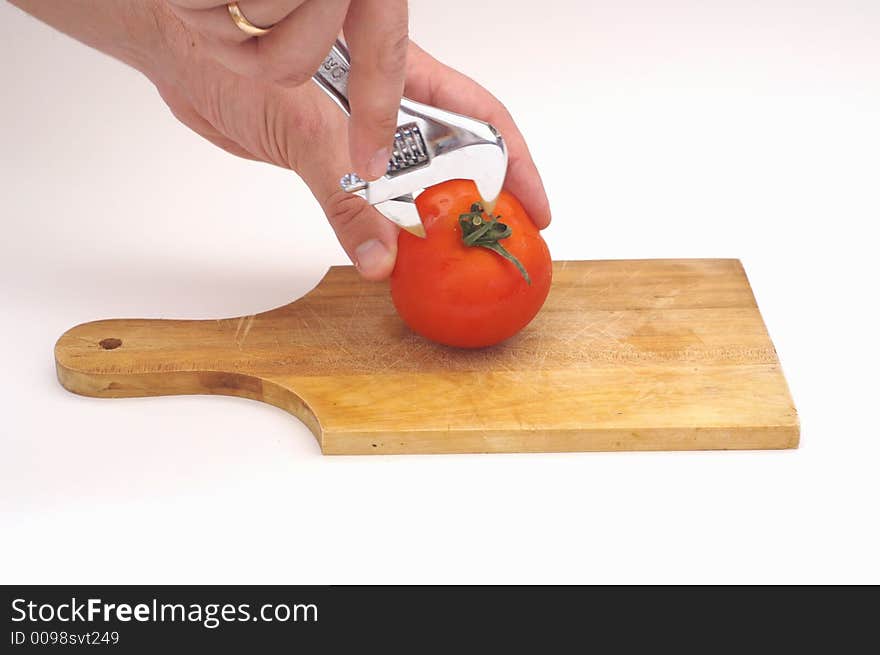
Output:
[313, 40, 508, 237]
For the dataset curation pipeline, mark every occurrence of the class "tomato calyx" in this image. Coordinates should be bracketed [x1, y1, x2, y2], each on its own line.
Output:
[458, 203, 531, 285]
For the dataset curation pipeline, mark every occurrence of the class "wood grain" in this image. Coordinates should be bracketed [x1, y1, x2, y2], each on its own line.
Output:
[54, 259, 799, 454]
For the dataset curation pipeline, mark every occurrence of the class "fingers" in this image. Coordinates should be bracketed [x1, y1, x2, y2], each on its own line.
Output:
[253, 0, 349, 85]
[231, 0, 306, 30]
[179, 52, 325, 170]
[167, 1, 306, 44]
[167, 0, 234, 8]
[404, 43, 552, 229]
[179, 56, 399, 279]
[163, 2, 403, 279]
[167, 0, 347, 87]
[321, 192, 399, 280]
[343, 0, 409, 180]
[296, 102, 401, 280]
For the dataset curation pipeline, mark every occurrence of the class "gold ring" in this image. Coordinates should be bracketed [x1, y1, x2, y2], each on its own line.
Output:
[227, 2, 273, 37]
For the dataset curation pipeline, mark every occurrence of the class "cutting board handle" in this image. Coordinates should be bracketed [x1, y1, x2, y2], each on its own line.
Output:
[54, 316, 323, 440]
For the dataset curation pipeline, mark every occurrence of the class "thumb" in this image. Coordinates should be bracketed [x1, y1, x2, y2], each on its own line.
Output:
[180, 54, 400, 280]
[289, 92, 401, 282]
[317, 189, 400, 281]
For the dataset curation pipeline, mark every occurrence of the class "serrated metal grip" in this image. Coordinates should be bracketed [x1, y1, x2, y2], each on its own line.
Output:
[314, 43, 430, 177]
[388, 124, 429, 175]
[314, 39, 507, 220]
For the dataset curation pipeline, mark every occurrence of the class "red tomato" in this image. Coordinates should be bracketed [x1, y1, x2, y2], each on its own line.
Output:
[390, 179, 552, 348]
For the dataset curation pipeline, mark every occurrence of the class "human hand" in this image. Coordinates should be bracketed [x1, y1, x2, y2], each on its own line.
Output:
[164, 0, 408, 181]
[11, 0, 550, 281]
[152, 36, 551, 279]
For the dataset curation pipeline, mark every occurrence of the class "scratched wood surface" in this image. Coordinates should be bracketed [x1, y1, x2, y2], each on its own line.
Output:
[54, 259, 799, 454]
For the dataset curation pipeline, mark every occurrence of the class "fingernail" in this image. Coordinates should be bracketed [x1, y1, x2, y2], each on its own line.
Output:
[354, 239, 390, 275]
[366, 147, 390, 180]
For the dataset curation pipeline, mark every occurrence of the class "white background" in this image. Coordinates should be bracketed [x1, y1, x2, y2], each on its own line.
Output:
[2, 0, 878, 583]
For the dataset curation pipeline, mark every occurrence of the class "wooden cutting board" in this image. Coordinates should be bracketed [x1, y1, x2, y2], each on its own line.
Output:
[55, 259, 799, 454]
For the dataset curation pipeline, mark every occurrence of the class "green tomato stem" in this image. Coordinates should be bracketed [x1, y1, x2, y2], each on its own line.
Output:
[458, 203, 531, 285]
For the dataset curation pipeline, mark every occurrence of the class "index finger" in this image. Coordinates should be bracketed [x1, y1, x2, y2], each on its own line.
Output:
[343, 0, 409, 180]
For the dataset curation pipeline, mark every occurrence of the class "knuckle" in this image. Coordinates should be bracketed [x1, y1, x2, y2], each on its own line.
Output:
[374, 28, 409, 77]
[259, 98, 317, 172]
[369, 111, 399, 134]
[324, 191, 370, 234]
[257, 91, 329, 171]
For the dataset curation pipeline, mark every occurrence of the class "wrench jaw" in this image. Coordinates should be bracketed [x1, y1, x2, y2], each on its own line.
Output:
[472, 129, 508, 211]
[384, 134, 507, 236]
[339, 175, 425, 238]
[339, 131, 508, 239]
[374, 195, 425, 238]
[444, 137, 508, 213]
[321, 41, 508, 239]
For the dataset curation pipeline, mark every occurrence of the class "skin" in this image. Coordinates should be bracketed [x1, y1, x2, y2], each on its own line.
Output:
[9, 1, 551, 280]
[165, 0, 409, 182]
